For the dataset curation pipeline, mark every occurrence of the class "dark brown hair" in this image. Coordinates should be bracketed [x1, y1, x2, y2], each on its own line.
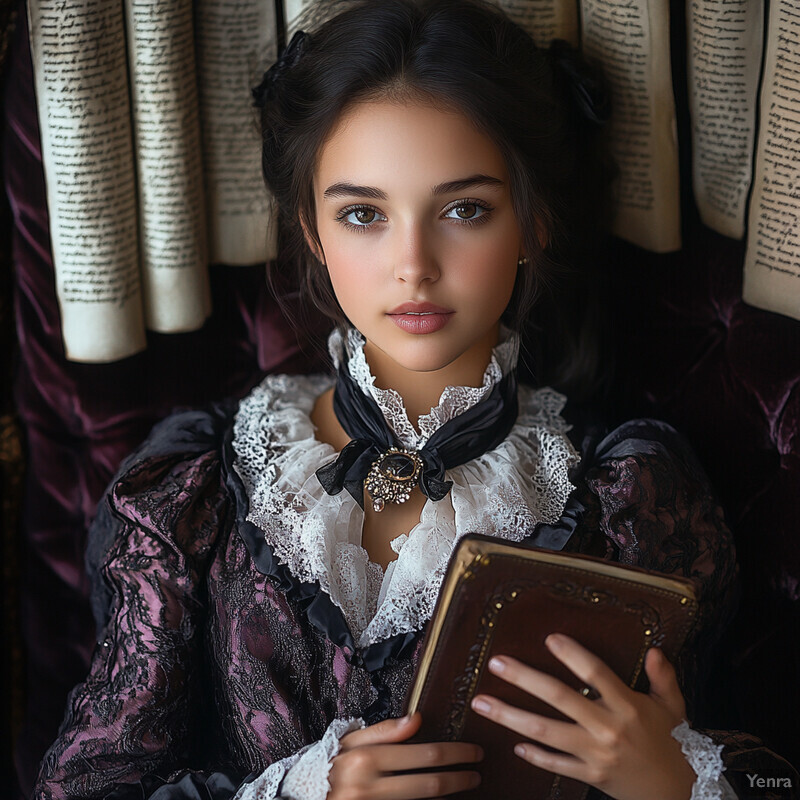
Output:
[257, 0, 614, 399]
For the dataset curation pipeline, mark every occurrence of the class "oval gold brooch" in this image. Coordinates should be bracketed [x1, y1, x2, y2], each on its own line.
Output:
[364, 447, 423, 512]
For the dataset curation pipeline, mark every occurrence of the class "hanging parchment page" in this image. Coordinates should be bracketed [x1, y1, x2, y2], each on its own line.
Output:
[743, 0, 800, 322]
[581, 0, 681, 252]
[125, 0, 211, 332]
[284, 0, 316, 36]
[688, 0, 764, 239]
[27, 0, 146, 362]
[195, 0, 279, 265]
[497, 0, 580, 47]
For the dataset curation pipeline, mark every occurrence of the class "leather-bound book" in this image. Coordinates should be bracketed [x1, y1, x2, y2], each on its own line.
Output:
[403, 534, 698, 800]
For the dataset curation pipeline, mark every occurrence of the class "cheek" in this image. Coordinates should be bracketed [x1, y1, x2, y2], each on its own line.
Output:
[326, 263, 358, 306]
[450, 212, 521, 296]
[324, 253, 380, 321]
[317, 221, 379, 280]
[456, 245, 518, 310]
[320, 236, 363, 287]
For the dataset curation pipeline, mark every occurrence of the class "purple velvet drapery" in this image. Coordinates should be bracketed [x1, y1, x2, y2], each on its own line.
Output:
[3, 6, 322, 795]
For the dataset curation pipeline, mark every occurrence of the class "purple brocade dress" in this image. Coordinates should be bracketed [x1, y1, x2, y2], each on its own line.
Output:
[32, 399, 798, 800]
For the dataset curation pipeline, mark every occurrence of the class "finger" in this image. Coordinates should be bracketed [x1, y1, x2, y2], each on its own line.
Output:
[644, 647, 686, 719]
[470, 694, 590, 757]
[512, 741, 593, 784]
[368, 741, 483, 773]
[339, 713, 421, 751]
[484, 651, 607, 734]
[370, 769, 481, 800]
[543, 633, 632, 708]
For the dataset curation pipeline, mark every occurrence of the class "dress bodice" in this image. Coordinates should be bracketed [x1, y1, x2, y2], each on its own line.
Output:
[34, 366, 780, 800]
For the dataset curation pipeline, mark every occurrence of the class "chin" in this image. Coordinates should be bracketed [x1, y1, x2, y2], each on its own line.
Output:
[379, 345, 454, 372]
[397, 353, 460, 374]
[378, 331, 471, 373]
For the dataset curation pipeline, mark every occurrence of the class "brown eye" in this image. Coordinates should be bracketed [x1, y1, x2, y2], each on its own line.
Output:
[445, 202, 492, 223]
[337, 206, 386, 231]
[454, 204, 477, 219]
[354, 208, 376, 224]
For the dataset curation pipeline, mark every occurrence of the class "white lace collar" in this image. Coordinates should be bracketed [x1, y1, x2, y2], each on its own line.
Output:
[232, 329, 580, 649]
[327, 325, 520, 448]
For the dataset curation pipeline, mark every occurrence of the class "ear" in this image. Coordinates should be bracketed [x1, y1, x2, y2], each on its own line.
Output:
[300, 214, 326, 265]
[534, 217, 549, 252]
[517, 218, 549, 265]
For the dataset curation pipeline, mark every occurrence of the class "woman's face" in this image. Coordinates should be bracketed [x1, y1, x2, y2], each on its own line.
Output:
[311, 97, 524, 381]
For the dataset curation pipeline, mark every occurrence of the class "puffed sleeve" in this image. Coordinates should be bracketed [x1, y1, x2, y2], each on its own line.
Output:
[33, 406, 373, 800]
[565, 418, 739, 712]
[562, 418, 798, 798]
[33, 405, 245, 800]
[563, 418, 739, 655]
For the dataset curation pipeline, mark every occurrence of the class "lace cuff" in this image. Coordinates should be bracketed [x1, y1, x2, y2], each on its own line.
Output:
[671, 720, 737, 800]
[234, 717, 365, 800]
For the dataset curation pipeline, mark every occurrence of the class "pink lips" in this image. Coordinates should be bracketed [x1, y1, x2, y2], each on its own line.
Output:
[387, 302, 454, 335]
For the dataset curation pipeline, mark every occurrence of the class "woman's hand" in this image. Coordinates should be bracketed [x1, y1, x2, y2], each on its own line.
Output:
[327, 711, 483, 800]
[469, 634, 696, 800]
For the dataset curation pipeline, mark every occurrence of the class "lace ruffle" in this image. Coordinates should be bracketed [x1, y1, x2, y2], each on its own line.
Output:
[280, 717, 365, 800]
[328, 326, 519, 448]
[233, 330, 580, 649]
[233, 717, 365, 800]
[671, 720, 730, 800]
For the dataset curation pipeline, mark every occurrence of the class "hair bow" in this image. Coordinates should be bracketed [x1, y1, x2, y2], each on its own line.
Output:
[549, 39, 611, 126]
[252, 29, 310, 108]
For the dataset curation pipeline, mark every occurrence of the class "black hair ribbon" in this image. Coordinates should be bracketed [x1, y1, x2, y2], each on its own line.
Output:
[252, 29, 310, 108]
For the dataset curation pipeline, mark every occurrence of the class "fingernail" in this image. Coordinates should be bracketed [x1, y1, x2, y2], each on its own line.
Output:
[546, 633, 563, 651]
[471, 697, 491, 714]
[399, 714, 412, 724]
[488, 657, 506, 673]
[514, 744, 526, 757]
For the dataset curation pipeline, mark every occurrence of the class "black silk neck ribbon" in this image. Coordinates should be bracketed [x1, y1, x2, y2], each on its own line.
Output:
[315, 362, 519, 509]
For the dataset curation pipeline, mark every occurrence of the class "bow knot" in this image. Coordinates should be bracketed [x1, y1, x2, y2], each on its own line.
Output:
[314, 358, 518, 511]
[252, 29, 310, 108]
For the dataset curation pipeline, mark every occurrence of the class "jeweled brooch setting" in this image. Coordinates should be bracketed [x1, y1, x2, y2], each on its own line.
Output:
[365, 447, 423, 512]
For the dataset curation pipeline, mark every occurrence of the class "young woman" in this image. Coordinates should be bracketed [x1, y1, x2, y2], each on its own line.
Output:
[33, 1, 794, 799]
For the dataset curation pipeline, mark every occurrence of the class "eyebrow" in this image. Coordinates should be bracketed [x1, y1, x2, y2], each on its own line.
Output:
[322, 173, 505, 200]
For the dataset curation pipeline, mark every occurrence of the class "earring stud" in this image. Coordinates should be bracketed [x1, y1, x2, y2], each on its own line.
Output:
[517, 256, 528, 266]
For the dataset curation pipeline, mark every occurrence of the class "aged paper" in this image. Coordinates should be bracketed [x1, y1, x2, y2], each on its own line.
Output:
[581, 0, 681, 252]
[688, 0, 764, 239]
[125, 0, 211, 332]
[743, 0, 800, 321]
[284, 0, 316, 36]
[195, 0, 279, 265]
[498, 0, 580, 47]
[289, 0, 578, 46]
[27, 0, 146, 362]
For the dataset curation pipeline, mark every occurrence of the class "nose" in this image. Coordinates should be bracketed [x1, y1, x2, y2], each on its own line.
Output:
[392, 224, 441, 286]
